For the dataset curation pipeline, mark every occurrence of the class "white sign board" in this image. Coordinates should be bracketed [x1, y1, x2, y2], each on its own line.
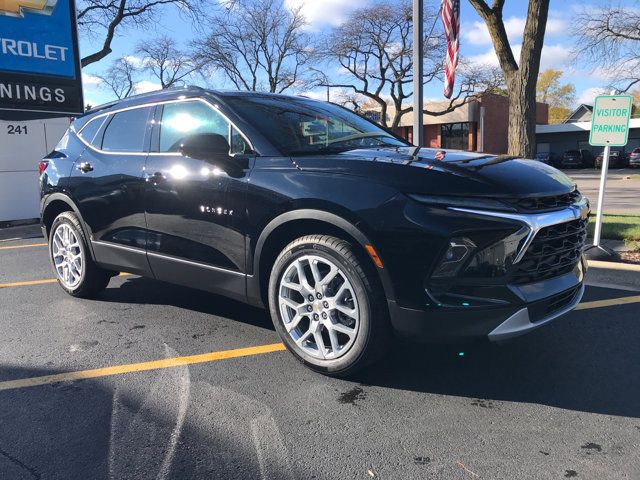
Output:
[589, 95, 632, 147]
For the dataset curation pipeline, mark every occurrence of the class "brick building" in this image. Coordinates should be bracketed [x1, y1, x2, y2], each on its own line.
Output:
[373, 93, 549, 154]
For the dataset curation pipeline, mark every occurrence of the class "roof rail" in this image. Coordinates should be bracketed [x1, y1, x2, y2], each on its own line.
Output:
[85, 85, 208, 115]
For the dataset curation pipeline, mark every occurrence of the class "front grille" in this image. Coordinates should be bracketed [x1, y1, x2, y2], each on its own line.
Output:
[511, 218, 588, 284]
[512, 190, 582, 213]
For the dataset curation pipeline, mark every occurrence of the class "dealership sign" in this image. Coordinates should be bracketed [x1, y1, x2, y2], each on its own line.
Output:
[0, 0, 83, 114]
[589, 95, 632, 147]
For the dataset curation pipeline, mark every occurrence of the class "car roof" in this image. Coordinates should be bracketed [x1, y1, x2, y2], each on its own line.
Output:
[83, 86, 311, 117]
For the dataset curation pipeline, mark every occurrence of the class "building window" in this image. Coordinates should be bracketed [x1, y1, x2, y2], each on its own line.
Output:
[441, 122, 470, 150]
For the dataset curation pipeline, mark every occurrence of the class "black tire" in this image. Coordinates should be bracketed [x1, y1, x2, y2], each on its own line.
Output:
[48, 211, 112, 298]
[268, 235, 390, 377]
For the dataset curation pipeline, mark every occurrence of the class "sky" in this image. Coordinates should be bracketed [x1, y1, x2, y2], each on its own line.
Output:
[80, 0, 618, 109]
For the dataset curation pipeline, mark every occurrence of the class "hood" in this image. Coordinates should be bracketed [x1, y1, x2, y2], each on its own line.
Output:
[291, 147, 576, 198]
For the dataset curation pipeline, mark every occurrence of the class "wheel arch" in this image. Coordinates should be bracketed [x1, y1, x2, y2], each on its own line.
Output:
[248, 209, 396, 307]
[41, 194, 96, 260]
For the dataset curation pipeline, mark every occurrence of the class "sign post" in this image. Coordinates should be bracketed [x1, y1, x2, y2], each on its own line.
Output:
[586, 94, 633, 259]
[0, 0, 84, 115]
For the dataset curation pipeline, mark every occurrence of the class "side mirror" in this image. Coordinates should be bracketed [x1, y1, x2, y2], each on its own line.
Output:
[179, 133, 249, 176]
[179, 133, 230, 161]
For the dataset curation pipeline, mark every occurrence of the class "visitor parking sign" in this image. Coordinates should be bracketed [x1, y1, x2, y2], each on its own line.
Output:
[589, 95, 633, 147]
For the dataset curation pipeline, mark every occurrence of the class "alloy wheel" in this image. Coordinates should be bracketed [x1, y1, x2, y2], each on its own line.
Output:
[278, 255, 360, 360]
[51, 223, 83, 288]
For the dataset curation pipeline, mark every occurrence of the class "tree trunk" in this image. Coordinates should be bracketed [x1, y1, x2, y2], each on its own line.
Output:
[506, 75, 537, 158]
[468, 0, 549, 159]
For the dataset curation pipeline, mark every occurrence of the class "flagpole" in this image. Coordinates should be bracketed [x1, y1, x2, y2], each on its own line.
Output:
[413, 1, 443, 147]
[412, 0, 424, 147]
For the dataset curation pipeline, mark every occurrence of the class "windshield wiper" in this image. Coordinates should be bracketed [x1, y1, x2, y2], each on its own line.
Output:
[289, 146, 356, 156]
[326, 132, 398, 146]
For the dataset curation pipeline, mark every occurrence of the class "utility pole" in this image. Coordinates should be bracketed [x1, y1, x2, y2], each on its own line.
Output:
[412, 0, 424, 146]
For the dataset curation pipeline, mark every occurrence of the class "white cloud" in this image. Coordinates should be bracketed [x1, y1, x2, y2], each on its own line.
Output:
[577, 87, 607, 105]
[82, 73, 102, 87]
[134, 80, 161, 94]
[123, 55, 145, 68]
[468, 43, 571, 70]
[285, 0, 368, 28]
[462, 16, 566, 46]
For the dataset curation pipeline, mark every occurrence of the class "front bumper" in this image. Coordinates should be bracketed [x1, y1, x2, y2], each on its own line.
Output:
[388, 257, 586, 342]
[487, 283, 584, 341]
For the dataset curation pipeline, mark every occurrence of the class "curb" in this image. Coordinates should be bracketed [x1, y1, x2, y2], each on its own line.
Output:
[586, 260, 640, 292]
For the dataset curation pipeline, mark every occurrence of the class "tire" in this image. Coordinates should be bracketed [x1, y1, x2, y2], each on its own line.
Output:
[268, 235, 390, 377]
[49, 211, 112, 298]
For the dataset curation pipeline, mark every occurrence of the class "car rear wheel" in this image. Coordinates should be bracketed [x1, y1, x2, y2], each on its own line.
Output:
[49, 211, 112, 298]
[268, 235, 390, 377]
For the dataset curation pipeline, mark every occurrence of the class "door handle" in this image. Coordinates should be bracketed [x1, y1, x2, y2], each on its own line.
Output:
[76, 162, 93, 173]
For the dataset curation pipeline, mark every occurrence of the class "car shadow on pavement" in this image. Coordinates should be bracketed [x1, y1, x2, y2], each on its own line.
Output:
[90, 277, 639, 419]
[96, 276, 275, 332]
[355, 308, 640, 418]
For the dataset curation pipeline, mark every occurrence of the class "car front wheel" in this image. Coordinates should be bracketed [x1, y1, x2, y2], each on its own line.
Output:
[268, 235, 389, 377]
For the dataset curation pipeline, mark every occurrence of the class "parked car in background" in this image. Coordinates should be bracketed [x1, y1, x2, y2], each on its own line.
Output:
[534, 152, 561, 167]
[629, 148, 640, 168]
[595, 150, 629, 169]
[561, 149, 595, 169]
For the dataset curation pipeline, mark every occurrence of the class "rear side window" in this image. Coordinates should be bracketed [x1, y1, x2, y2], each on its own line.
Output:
[78, 117, 105, 146]
[101, 107, 152, 152]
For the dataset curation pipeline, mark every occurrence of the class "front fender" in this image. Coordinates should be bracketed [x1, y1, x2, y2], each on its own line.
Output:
[248, 208, 397, 307]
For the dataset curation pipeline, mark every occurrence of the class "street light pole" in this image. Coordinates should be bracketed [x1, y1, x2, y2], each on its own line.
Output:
[412, 0, 424, 146]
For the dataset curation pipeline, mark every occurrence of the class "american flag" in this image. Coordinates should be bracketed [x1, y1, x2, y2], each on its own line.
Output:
[441, 0, 460, 99]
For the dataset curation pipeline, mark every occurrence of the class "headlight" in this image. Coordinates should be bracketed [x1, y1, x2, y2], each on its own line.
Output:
[432, 237, 476, 278]
[464, 227, 529, 277]
[407, 194, 516, 212]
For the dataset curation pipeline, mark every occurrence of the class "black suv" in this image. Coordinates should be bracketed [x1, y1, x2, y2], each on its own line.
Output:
[560, 149, 595, 169]
[40, 88, 589, 376]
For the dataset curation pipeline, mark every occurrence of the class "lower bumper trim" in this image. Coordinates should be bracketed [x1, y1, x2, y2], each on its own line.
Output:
[487, 283, 585, 342]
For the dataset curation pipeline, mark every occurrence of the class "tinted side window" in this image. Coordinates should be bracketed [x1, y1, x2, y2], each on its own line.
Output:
[78, 117, 105, 146]
[159, 101, 229, 153]
[102, 107, 151, 152]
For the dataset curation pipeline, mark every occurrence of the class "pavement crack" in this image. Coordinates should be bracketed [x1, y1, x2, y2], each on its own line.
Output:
[0, 446, 41, 479]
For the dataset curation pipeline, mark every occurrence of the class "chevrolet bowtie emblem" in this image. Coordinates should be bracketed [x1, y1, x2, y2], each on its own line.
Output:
[0, 0, 57, 17]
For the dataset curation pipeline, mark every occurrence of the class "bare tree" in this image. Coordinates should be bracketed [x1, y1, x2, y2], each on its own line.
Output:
[468, 0, 549, 157]
[572, 3, 640, 93]
[77, 0, 205, 68]
[136, 36, 201, 89]
[319, 1, 502, 129]
[97, 56, 139, 99]
[192, 0, 311, 93]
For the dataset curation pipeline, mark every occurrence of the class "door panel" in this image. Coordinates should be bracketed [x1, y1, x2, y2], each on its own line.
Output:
[68, 106, 153, 275]
[144, 100, 251, 298]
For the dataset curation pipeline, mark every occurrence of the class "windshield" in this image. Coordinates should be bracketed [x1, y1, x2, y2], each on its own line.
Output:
[223, 95, 408, 155]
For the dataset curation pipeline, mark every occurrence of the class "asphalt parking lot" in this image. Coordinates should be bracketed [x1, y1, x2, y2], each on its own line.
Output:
[1, 237, 639, 480]
[567, 168, 639, 214]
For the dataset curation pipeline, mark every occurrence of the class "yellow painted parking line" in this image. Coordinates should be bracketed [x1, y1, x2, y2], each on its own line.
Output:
[574, 295, 640, 311]
[0, 273, 131, 289]
[0, 243, 47, 251]
[0, 343, 287, 391]
[0, 278, 58, 288]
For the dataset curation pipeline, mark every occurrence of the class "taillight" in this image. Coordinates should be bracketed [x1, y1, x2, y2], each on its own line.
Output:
[38, 160, 49, 175]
